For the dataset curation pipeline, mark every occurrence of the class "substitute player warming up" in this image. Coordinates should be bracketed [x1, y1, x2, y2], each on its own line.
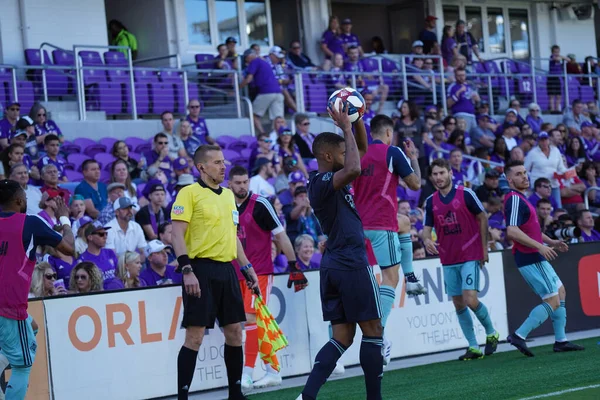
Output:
[353, 114, 425, 365]
[422, 159, 499, 360]
[297, 102, 383, 400]
[228, 166, 307, 391]
[0, 180, 75, 400]
[503, 160, 584, 357]
[171, 145, 259, 400]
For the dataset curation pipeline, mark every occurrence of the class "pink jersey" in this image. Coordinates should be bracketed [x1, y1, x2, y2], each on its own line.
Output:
[504, 191, 543, 255]
[432, 186, 483, 265]
[234, 194, 273, 279]
[0, 213, 36, 320]
[354, 143, 398, 231]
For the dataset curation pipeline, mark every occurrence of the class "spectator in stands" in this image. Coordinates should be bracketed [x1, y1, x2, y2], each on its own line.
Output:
[410, 41, 424, 62]
[140, 240, 181, 286]
[30, 104, 63, 149]
[157, 221, 177, 266]
[528, 177, 558, 209]
[320, 16, 344, 60]
[295, 234, 319, 270]
[75, 159, 108, 218]
[510, 146, 525, 162]
[37, 135, 67, 181]
[525, 131, 567, 205]
[268, 46, 297, 112]
[474, 169, 502, 205]
[108, 19, 138, 60]
[111, 159, 138, 207]
[488, 137, 508, 165]
[249, 158, 276, 197]
[18, 116, 40, 159]
[268, 116, 287, 144]
[565, 54, 582, 75]
[143, 133, 174, 180]
[441, 25, 458, 66]
[116, 251, 146, 288]
[141, 168, 172, 207]
[371, 36, 387, 54]
[394, 99, 424, 151]
[449, 148, 467, 186]
[38, 189, 60, 227]
[77, 221, 120, 290]
[327, 53, 347, 91]
[284, 186, 323, 245]
[278, 170, 305, 206]
[240, 49, 285, 135]
[214, 43, 236, 72]
[44, 243, 76, 287]
[579, 161, 600, 206]
[68, 262, 104, 294]
[447, 68, 479, 128]
[549, 128, 565, 154]
[268, 195, 286, 228]
[361, 90, 376, 142]
[287, 41, 316, 70]
[345, 46, 389, 113]
[564, 136, 587, 168]
[176, 119, 202, 158]
[0, 101, 20, 149]
[40, 164, 70, 203]
[454, 20, 483, 67]
[558, 168, 586, 213]
[418, 15, 438, 54]
[0, 144, 25, 179]
[105, 196, 146, 258]
[29, 262, 66, 298]
[447, 129, 468, 154]
[69, 195, 86, 223]
[185, 99, 214, 144]
[9, 163, 41, 214]
[112, 140, 141, 180]
[413, 242, 426, 259]
[411, 58, 434, 93]
[275, 127, 308, 177]
[508, 99, 526, 125]
[540, 122, 554, 134]
[340, 19, 362, 55]
[564, 99, 592, 136]
[73, 216, 92, 256]
[580, 121, 599, 159]
[98, 182, 125, 225]
[160, 111, 187, 160]
[502, 125, 519, 153]
[535, 198, 554, 232]
[293, 113, 316, 159]
[470, 113, 495, 149]
[496, 109, 520, 136]
[136, 180, 168, 240]
[525, 103, 543, 134]
[249, 132, 279, 174]
[424, 123, 451, 159]
[576, 209, 600, 242]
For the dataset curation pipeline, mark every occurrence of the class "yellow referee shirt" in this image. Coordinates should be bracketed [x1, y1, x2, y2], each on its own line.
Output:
[171, 180, 238, 262]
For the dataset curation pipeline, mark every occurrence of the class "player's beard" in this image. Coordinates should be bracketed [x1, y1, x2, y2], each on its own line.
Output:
[435, 176, 453, 191]
[233, 189, 248, 200]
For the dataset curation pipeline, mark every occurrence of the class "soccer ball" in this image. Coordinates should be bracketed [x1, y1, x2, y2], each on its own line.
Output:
[327, 87, 365, 123]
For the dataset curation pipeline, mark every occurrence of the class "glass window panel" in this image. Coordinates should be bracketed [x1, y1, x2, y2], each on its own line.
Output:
[465, 7, 484, 52]
[487, 7, 505, 54]
[509, 9, 530, 60]
[185, 0, 211, 46]
[245, 0, 269, 48]
[216, 0, 240, 45]
[443, 5, 460, 28]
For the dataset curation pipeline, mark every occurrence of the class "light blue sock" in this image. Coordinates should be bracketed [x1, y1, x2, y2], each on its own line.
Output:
[398, 234, 414, 277]
[5, 366, 31, 399]
[551, 301, 567, 342]
[456, 307, 478, 348]
[473, 302, 496, 335]
[379, 285, 396, 328]
[516, 302, 553, 339]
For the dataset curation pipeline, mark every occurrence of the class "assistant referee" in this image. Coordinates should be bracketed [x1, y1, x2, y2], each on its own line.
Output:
[171, 144, 258, 400]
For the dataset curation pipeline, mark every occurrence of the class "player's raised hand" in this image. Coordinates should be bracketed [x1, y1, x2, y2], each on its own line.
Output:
[539, 245, 558, 261]
[424, 238, 439, 255]
[552, 240, 569, 253]
[55, 196, 70, 219]
[402, 139, 418, 160]
[328, 99, 351, 132]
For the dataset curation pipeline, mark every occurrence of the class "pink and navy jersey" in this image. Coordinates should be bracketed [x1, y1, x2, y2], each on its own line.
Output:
[0, 213, 62, 320]
[354, 141, 414, 231]
[424, 185, 485, 265]
[504, 190, 545, 267]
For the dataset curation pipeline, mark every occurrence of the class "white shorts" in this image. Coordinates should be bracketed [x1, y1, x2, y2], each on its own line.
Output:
[253, 93, 284, 120]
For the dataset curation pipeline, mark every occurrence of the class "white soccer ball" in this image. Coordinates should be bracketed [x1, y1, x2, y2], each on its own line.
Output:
[327, 87, 366, 123]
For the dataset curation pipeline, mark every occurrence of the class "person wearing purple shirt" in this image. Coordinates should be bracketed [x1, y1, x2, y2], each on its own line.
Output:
[447, 68, 480, 117]
[185, 99, 215, 144]
[548, 45, 567, 113]
[48, 253, 77, 288]
[0, 101, 20, 149]
[294, 234, 320, 271]
[327, 53, 347, 91]
[30, 103, 63, 151]
[143, 133, 173, 179]
[449, 149, 468, 186]
[441, 25, 458, 65]
[320, 16, 345, 59]
[528, 177, 559, 210]
[140, 240, 182, 286]
[576, 210, 600, 242]
[77, 221, 120, 289]
[340, 18, 363, 56]
[526, 103, 544, 134]
[424, 124, 451, 159]
[37, 134, 66, 181]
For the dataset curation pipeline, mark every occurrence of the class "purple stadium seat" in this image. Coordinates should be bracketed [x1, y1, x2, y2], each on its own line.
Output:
[64, 169, 84, 182]
[61, 143, 81, 154]
[227, 140, 247, 152]
[7, 81, 35, 111]
[216, 135, 237, 148]
[135, 143, 152, 154]
[83, 144, 108, 158]
[566, 76, 581, 102]
[107, 69, 151, 115]
[195, 54, 215, 69]
[128, 152, 141, 163]
[52, 49, 75, 67]
[381, 58, 401, 95]
[100, 170, 111, 183]
[580, 84, 595, 103]
[503, 59, 520, 74]
[74, 138, 97, 149]
[187, 83, 200, 108]
[99, 137, 118, 151]
[518, 63, 532, 74]
[136, 183, 146, 198]
[222, 149, 241, 161]
[125, 137, 146, 152]
[405, 188, 421, 209]
[360, 57, 380, 87]
[78, 51, 124, 115]
[134, 69, 175, 114]
[94, 152, 116, 170]
[103, 51, 127, 66]
[24, 49, 70, 98]
[240, 148, 252, 159]
[67, 153, 92, 172]
[483, 61, 507, 96]
[304, 79, 328, 114]
[160, 69, 188, 113]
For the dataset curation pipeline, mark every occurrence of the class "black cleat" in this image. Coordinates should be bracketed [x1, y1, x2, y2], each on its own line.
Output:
[485, 332, 500, 356]
[458, 347, 484, 361]
[553, 341, 585, 352]
[507, 333, 534, 357]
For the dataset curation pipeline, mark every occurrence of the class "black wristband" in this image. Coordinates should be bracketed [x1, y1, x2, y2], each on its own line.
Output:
[288, 260, 298, 270]
[177, 255, 191, 267]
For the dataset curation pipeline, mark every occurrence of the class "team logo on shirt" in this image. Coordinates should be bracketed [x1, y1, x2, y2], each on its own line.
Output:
[173, 205, 184, 215]
[437, 211, 462, 235]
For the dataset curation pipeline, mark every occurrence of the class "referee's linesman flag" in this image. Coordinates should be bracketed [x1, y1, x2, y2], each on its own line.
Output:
[255, 295, 289, 372]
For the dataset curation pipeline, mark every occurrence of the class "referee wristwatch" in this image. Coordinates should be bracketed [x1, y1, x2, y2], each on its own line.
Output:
[178, 255, 193, 274]
[182, 266, 193, 275]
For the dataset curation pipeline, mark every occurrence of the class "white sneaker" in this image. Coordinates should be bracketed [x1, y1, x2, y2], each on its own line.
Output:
[295, 395, 303, 400]
[0, 388, 4, 400]
[332, 361, 345, 375]
[382, 337, 392, 366]
[253, 372, 282, 388]
[406, 280, 427, 295]
[241, 374, 253, 392]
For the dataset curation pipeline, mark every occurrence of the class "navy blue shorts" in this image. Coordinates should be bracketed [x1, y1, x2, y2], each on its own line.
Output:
[320, 266, 383, 324]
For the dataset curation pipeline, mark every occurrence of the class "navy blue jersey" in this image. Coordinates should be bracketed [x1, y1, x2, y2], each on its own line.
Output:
[424, 186, 484, 227]
[504, 194, 545, 267]
[308, 171, 368, 270]
[0, 212, 62, 260]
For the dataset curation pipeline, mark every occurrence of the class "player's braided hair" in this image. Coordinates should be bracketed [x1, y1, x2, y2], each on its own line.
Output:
[0, 179, 22, 207]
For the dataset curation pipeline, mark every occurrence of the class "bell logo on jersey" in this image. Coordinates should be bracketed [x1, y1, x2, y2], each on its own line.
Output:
[578, 254, 600, 316]
[436, 211, 462, 235]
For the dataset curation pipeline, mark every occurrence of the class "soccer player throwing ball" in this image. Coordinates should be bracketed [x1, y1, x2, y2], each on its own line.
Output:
[503, 160, 584, 356]
[422, 159, 499, 360]
[298, 102, 383, 400]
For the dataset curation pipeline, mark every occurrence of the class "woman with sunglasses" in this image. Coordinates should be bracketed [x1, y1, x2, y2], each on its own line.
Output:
[526, 103, 544, 134]
[44, 244, 77, 287]
[116, 251, 146, 289]
[69, 262, 104, 294]
[248, 132, 280, 174]
[489, 136, 510, 165]
[293, 113, 317, 159]
[275, 128, 308, 177]
[29, 103, 64, 152]
[268, 116, 287, 144]
[112, 140, 142, 180]
[29, 262, 67, 298]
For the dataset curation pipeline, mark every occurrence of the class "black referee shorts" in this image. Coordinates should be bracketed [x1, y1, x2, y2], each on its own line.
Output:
[181, 259, 246, 329]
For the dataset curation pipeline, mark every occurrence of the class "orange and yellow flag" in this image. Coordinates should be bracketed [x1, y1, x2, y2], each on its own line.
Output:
[255, 295, 289, 372]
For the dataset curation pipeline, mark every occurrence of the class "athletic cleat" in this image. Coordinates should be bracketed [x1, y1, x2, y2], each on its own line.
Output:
[241, 374, 253, 392]
[382, 337, 392, 366]
[332, 361, 345, 375]
[458, 347, 484, 361]
[553, 341, 585, 352]
[253, 373, 282, 388]
[507, 333, 534, 357]
[406, 280, 427, 295]
[485, 332, 500, 356]
[0, 388, 4, 400]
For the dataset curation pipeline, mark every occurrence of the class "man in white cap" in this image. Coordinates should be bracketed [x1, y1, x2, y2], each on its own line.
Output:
[105, 197, 147, 258]
[98, 182, 126, 225]
[140, 240, 182, 286]
[268, 46, 297, 112]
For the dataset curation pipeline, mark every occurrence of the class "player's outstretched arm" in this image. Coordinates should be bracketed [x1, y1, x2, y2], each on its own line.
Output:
[542, 233, 569, 252]
[507, 226, 558, 261]
[329, 101, 361, 191]
[354, 118, 368, 158]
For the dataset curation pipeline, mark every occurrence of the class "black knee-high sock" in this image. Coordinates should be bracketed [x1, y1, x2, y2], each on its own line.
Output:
[178, 346, 198, 400]
[360, 336, 383, 400]
[302, 338, 348, 400]
[224, 344, 244, 399]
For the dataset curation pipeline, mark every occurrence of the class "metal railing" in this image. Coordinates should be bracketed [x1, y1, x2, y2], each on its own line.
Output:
[428, 146, 505, 168]
[583, 186, 600, 210]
